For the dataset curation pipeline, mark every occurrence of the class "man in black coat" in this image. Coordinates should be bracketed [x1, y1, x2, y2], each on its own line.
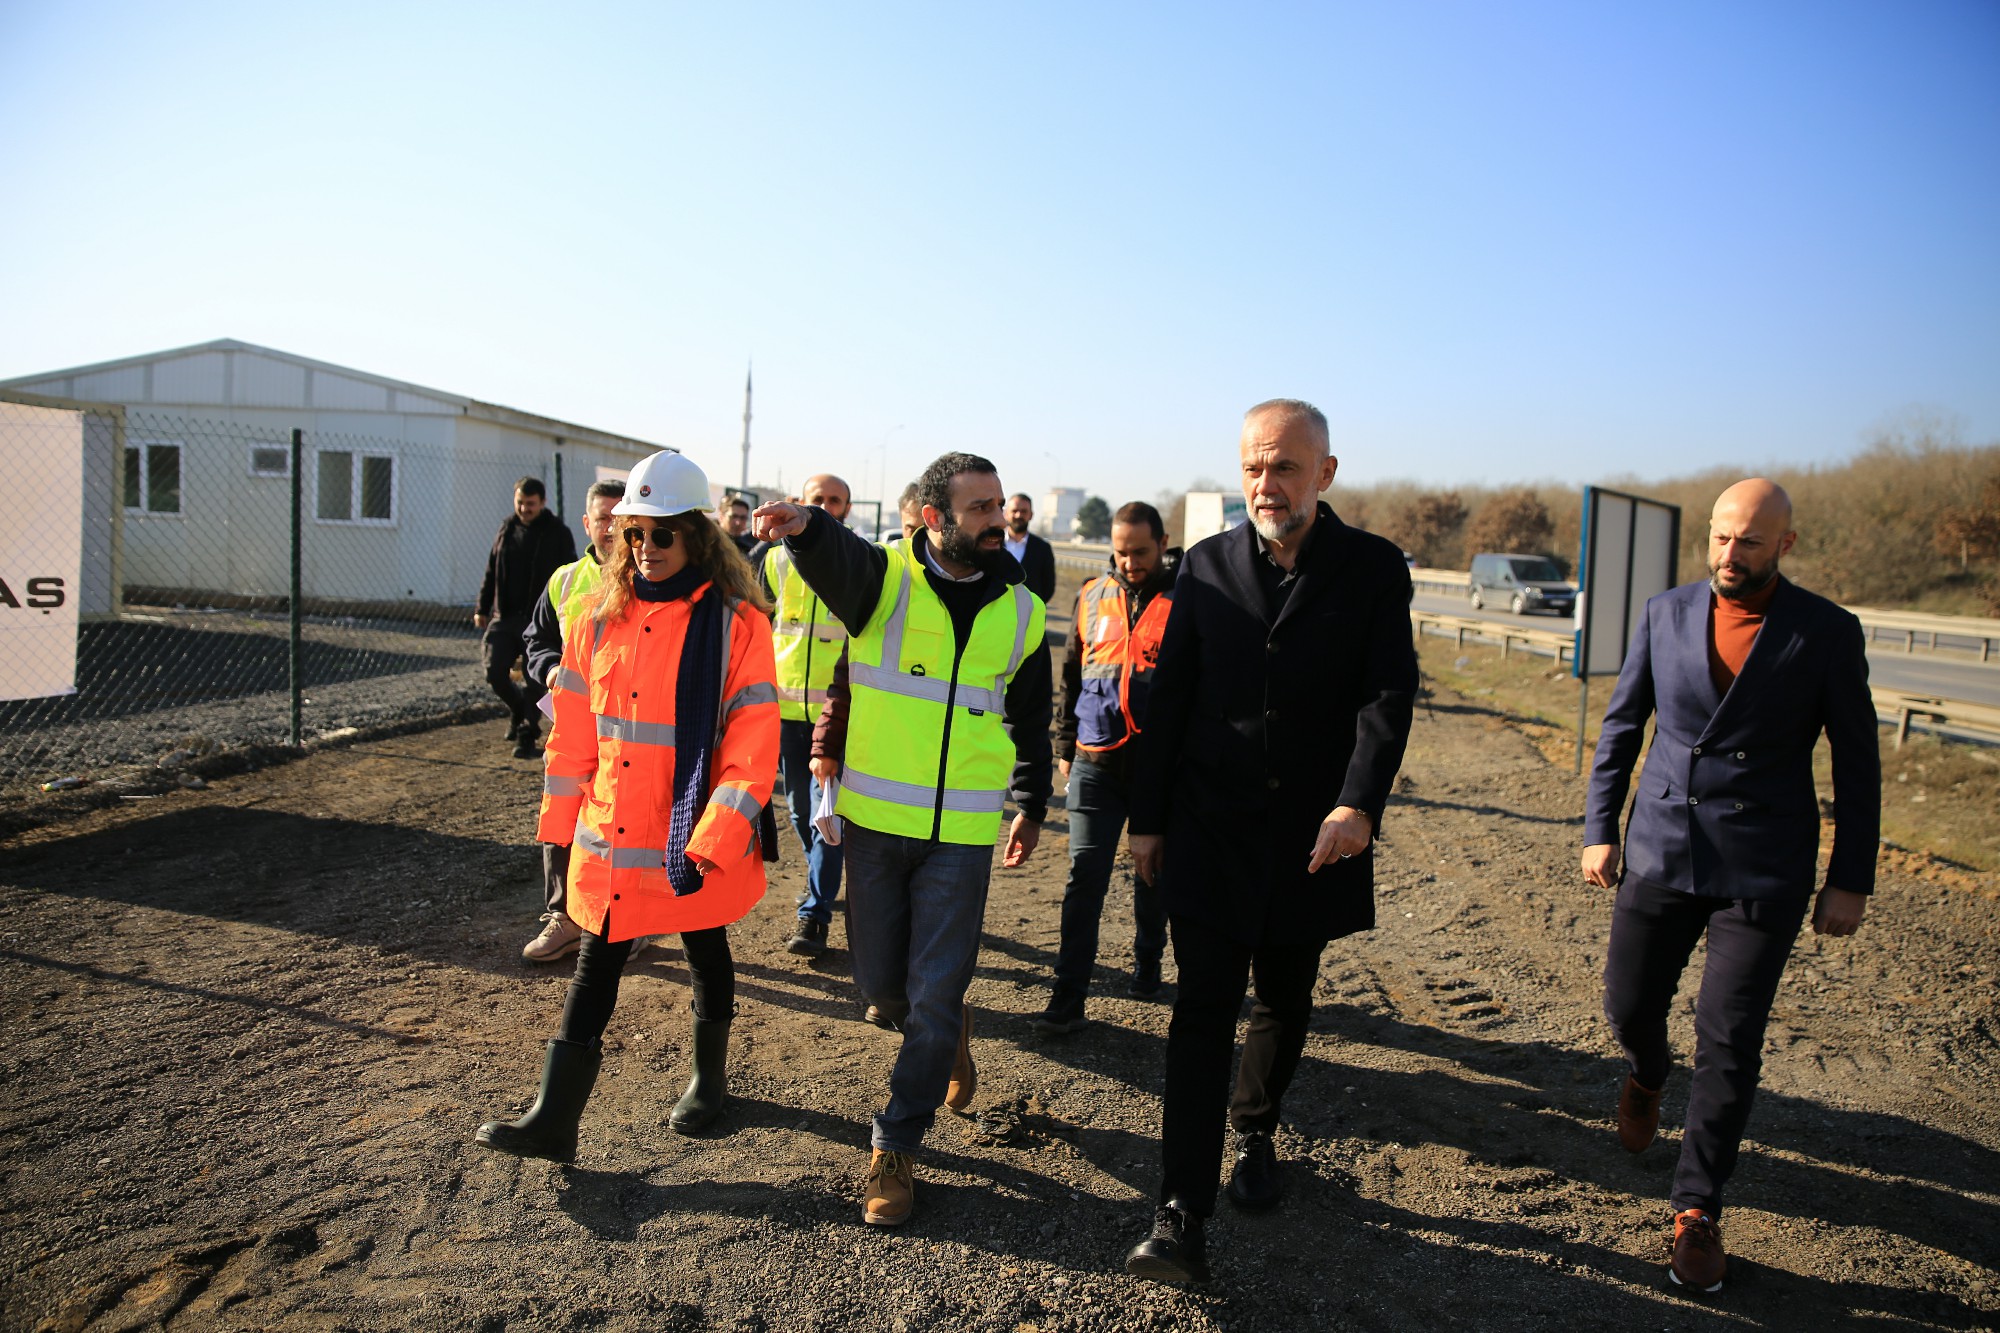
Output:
[474, 475, 576, 757]
[1003, 493, 1058, 606]
[1123, 399, 1418, 1284]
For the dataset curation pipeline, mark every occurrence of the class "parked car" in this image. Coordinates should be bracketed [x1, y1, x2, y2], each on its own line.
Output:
[1468, 553, 1575, 616]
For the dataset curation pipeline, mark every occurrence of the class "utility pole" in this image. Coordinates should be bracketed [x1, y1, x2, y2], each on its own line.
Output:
[739, 363, 753, 489]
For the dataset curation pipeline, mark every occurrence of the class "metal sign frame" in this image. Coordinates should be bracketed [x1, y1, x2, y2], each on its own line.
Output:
[1575, 485, 1682, 680]
[1572, 485, 1681, 771]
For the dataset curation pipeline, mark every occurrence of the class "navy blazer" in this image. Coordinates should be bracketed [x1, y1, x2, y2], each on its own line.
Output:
[1585, 576, 1879, 901]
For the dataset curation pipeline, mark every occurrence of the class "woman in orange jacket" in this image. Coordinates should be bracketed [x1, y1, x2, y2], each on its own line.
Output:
[476, 451, 781, 1161]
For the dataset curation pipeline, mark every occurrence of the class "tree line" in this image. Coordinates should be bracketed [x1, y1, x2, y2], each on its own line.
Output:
[1327, 421, 2000, 615]
[1137, 420, 1996, 614]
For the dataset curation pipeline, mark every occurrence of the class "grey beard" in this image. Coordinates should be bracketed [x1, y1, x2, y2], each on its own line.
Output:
[1251, 508, 1308, 543]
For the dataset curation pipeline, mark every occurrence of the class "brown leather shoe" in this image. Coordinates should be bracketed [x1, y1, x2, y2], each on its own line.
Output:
[1669, 1209, 1726, 1292]
[1617, 1074, 1662, 1153]
[863, 1149, 914, 1226]
[944, 1005, 976, 1111]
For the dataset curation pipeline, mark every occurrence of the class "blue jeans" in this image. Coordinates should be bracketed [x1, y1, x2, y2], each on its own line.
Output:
[778, 719, 844, 924]
[842, 823, 993, 1153]
[1053, 757, 1167, 1001]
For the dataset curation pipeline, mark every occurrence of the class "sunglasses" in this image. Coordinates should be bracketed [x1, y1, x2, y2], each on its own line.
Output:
[622, 525, 676, 550]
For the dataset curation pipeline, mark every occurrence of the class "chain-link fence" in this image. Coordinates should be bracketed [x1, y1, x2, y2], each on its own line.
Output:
[1, 395, 572, 801]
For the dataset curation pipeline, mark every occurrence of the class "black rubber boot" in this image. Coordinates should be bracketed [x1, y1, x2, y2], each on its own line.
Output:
[668, 1018, 731, 1135]
[475, 1038, 601, 1162]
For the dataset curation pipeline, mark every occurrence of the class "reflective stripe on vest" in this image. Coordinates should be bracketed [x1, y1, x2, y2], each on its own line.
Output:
[574, 819, 666, 870]
[1075, 574, 1173, 753]
[836, 540, 1045, 844]
[765, 544, 846, 723]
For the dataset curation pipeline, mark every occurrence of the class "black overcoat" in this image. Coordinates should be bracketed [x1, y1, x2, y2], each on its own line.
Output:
[1129, 505, 1418, 948]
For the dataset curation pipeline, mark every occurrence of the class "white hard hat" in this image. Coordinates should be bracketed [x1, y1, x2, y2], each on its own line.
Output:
[612, 451, 711, 517]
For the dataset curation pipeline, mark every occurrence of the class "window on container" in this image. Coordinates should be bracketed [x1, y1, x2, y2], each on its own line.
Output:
[249, 444, 290, 477]
[123, 442, 183, 514]
[360, 455, 394, 520]
[317, 451, 353, 521]
[316, 449, 397, 524]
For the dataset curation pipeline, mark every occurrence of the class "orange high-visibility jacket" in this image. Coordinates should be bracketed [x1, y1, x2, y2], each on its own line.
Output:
[537, 582, 781, 941]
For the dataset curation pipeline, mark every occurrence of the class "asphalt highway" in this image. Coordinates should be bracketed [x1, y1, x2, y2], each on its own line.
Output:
[1408, 590, 2000, 710]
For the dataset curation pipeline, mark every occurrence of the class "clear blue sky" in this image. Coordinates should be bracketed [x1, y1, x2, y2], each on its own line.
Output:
[4, 1, 1996, 506]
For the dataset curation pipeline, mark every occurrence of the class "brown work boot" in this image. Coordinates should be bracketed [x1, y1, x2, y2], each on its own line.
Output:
[1669, 1208, 1726, 1293]
[863, 1149, 915, 1226]
[1617, 1073, 1662, 1153]
[944, 1005, 976, 1111]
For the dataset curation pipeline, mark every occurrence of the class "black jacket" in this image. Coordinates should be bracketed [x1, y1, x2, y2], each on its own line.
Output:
[784, 508, 1053, 823]
[1130, 506, 1418, 947]
[1011, 532, 1057, 606]
[478, 509, 576, 622]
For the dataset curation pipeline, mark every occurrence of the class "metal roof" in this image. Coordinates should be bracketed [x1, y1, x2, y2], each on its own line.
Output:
[0, 338, 665, 457]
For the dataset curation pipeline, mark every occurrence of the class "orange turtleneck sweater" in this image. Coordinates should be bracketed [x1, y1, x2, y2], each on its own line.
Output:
[1706, 578, 1778, 696]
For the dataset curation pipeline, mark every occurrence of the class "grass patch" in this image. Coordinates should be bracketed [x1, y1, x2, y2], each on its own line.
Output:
[1415, 635, 2000, 879]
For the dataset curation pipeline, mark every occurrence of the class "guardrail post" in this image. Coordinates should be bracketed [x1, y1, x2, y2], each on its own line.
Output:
[1905, 629, 1914, 653]
[288, 427, 303, 748]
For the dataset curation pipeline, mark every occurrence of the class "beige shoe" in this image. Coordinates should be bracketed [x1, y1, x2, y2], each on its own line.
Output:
[522, 911, 583, 962]
[944, 1005, 976, 1111]
[863, 1149, 914, 1226]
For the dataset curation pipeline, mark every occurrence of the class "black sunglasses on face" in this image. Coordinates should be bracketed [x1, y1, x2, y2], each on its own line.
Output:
[622, 525, 676, 550]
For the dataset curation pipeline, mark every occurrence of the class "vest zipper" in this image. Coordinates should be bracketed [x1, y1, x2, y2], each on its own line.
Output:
[932, 633, 971, 842]
[802, 590, 817, 711]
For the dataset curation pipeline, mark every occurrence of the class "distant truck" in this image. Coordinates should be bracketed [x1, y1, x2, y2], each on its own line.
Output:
[1182, 491, 1247, 546]
[1467, 552, 1576, 616]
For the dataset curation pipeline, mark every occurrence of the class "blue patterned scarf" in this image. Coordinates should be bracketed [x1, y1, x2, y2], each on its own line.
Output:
[635, 568, 726, 896]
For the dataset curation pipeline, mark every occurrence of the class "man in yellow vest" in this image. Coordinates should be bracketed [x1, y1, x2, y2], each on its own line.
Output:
[754, 453, 1053, 1227]
[519, 478, 625, 962]
[1034, 500, 1178, 1035]
[758, 473, 854, 958]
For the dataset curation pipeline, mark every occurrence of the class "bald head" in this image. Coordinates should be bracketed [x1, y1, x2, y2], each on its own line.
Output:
[1708, 477, 1795, 598]
[802, 473, 851, 522]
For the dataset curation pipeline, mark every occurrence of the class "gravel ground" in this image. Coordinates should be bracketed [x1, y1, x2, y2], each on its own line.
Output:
[0, 608, 489, 793]
[1, 585, 1996, 1331]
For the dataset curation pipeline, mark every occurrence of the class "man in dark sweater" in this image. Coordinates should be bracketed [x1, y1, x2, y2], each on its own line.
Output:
[475, 476, 576, 757]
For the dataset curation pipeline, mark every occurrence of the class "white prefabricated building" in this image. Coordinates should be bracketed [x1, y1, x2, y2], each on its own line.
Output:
[0, 339, 669, 612]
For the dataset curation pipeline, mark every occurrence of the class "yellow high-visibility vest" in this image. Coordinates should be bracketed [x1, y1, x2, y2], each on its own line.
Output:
[764, 543, 849, 723]
[838, 538, 1044, 844]
[542, 554, 606, 697]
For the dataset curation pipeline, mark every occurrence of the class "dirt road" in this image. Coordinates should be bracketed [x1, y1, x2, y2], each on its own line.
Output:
[2, 670, 1996, 1330]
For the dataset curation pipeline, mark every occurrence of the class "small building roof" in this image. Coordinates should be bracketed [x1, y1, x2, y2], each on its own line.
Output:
[0, 338, 663, 458]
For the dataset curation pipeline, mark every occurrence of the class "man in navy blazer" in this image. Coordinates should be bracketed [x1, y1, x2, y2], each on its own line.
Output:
[1583, 478, 1879, 1293]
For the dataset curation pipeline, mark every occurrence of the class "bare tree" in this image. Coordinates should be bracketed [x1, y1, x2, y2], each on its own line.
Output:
[1463, 488, 1556, 565]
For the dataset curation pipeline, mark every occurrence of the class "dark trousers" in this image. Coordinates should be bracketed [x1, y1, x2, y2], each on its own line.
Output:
[778, 718, 844, 923]
[1603, 875, 1808, 1219]
[481, 615, 545, 723]
[1158, 916, 1327, 1216]
[541, 842, 570, 916]
[556, 926, 735, 1046]
[1053, 757, 1167, 1001]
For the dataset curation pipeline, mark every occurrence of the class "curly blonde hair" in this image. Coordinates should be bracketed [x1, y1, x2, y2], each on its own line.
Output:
[593, 512, 770, 623]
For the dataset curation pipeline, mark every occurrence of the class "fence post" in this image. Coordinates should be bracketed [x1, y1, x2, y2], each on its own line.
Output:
[289, 427, 303, 748]
[554, 450, 565, 522]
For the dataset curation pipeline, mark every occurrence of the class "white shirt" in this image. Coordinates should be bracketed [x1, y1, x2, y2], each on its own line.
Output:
[1005, 533, 1030, 565]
